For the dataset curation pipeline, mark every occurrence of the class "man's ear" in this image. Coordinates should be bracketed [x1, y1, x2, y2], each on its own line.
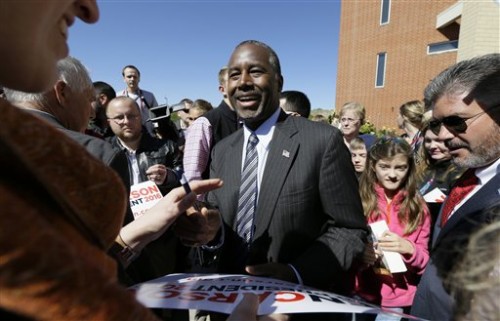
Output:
[54, 80, 67, 106]
[98, 93, 108, 106]
[277, 74, 284, 92]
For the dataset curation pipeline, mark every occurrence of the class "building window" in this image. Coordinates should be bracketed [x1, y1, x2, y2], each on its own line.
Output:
[375, 52, 386, 88]
[380, 0, 391, 25]
[427, 40, 459, 55]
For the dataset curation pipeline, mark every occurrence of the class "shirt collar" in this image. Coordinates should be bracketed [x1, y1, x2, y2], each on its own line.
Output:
[242, 107, 281, 150]
[474, 157, 500, 185]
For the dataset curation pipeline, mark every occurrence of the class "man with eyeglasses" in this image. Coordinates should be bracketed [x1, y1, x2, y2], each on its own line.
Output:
[411, 53, 500, 321]
[106, 96, 181, 195]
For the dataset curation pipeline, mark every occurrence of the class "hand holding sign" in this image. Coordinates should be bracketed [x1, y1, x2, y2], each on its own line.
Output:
[120, 179, 223, 255]
[228, 293, 289, 321]
[246, 264, 298, 284]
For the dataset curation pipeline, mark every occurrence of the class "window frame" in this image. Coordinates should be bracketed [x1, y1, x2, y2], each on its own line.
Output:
[375, 52, 387, 88]
[427, 40, 459, 55]
[380, 0, 391, 25]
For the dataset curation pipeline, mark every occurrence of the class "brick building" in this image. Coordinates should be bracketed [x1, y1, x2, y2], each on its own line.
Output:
[335, 0, 500, 129]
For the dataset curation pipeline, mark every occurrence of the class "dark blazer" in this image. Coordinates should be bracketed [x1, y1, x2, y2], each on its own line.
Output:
[208, 110, 368, 290]
[411, 169, 500, 321]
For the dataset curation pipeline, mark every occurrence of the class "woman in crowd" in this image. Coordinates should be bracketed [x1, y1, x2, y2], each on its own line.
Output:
[397, 100, 424, 153]
[416, 121, 463, 230]
[356, 136, 430, 321]
[185, 99, 213, 127]
[339, 101, 376, 149]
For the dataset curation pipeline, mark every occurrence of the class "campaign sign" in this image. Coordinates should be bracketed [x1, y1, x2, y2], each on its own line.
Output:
[132, 273, 424, 318]
[129, 181, 163, 220]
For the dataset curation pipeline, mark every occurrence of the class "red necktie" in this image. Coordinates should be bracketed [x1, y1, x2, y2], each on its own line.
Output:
[441, 169, 479, 227]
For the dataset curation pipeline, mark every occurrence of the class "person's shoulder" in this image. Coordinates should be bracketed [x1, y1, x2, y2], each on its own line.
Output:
[203, 104, 226, 122]
[115, 90, 126, 97]
[140, 89, 156, 97]
[212, 127, 242, 149]
[286, 115, 339, 136]
[66, 130, 120, 165]
[191, 116, 212, 127]
[360, 133, 377, 149]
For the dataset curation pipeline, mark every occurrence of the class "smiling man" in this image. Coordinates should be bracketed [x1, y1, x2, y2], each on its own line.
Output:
[411, 53, 500, 321]
[199, 40, 368, 307]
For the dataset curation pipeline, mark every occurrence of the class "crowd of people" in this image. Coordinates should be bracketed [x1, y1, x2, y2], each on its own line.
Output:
[0, 1, 499, 321]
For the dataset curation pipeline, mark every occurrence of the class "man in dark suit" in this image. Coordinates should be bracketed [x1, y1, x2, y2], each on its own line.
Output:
[202, 40, 368, 293]
[411, 53, 500, 320]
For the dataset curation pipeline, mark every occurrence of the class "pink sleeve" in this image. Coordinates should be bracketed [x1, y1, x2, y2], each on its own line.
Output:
[183, 118, 212, 197]
[403, 208, 431, 274]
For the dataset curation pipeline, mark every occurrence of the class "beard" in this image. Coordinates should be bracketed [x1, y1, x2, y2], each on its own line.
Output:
[452, 125, 500, 168]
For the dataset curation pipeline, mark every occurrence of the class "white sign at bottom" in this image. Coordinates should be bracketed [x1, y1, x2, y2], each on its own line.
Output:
[131, 273, 423, 319]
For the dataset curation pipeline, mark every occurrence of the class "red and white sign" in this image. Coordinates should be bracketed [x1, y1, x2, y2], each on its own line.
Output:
[129, 181, 163, 219]
[131, 273, 423, 319]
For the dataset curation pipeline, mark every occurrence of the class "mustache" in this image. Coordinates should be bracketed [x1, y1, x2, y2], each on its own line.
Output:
[445, 140, 469, 150]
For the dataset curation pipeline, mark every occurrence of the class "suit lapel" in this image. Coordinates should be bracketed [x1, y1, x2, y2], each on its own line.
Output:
[222, 131, 244, 226]
[254, 114, 299, 237]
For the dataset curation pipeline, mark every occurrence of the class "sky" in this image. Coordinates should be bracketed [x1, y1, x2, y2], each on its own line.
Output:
[69, 0, 342, 110]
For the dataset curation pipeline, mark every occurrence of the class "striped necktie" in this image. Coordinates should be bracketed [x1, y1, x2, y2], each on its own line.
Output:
[235, 133, 259, 243]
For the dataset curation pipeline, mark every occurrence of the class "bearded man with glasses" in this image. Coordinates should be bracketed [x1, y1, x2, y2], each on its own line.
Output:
[411, 53, 500, 321]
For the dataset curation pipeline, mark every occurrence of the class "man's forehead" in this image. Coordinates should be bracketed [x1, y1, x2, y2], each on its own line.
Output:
[229, 44, 269, 65]
[124, 69, 139, 75]
[433, 93, 470, 114]
[109, 101, 135, 112]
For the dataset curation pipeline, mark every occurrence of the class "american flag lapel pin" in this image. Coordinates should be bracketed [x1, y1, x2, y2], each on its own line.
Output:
[282, 150, 290, 158]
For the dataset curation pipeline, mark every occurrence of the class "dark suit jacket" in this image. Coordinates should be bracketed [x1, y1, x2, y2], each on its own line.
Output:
[411, 169, 500, 321]
[208, 110, 368, 290]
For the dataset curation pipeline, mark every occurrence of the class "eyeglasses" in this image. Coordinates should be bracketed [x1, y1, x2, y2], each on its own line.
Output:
[340, 117, 360, 123]
[429, 110, 487, 135]
[107, 114, 140, 124]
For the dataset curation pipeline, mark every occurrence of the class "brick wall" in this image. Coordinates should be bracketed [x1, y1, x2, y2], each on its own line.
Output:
[336, 0, 457, 130]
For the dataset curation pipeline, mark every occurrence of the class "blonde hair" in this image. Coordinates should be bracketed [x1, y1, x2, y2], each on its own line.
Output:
[191, 99, 213, 114]
[359, 135, 426, 234]
[399, 100, 425, 129]
[450, 207, 500, 321]
[349, 137, 366, 151]
[340, 101, 366, 124]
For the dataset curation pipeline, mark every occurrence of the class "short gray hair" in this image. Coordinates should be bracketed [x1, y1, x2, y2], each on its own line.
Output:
[424, 53, 500, 110]
[4, 56, 93, 105]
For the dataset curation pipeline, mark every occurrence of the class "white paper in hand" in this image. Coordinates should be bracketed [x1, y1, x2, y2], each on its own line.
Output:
[423, 187, 447, 203]
[369, 220, 407, 273]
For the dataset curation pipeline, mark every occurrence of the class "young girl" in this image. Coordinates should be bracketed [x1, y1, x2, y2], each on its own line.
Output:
[356, 136, 431, 321]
